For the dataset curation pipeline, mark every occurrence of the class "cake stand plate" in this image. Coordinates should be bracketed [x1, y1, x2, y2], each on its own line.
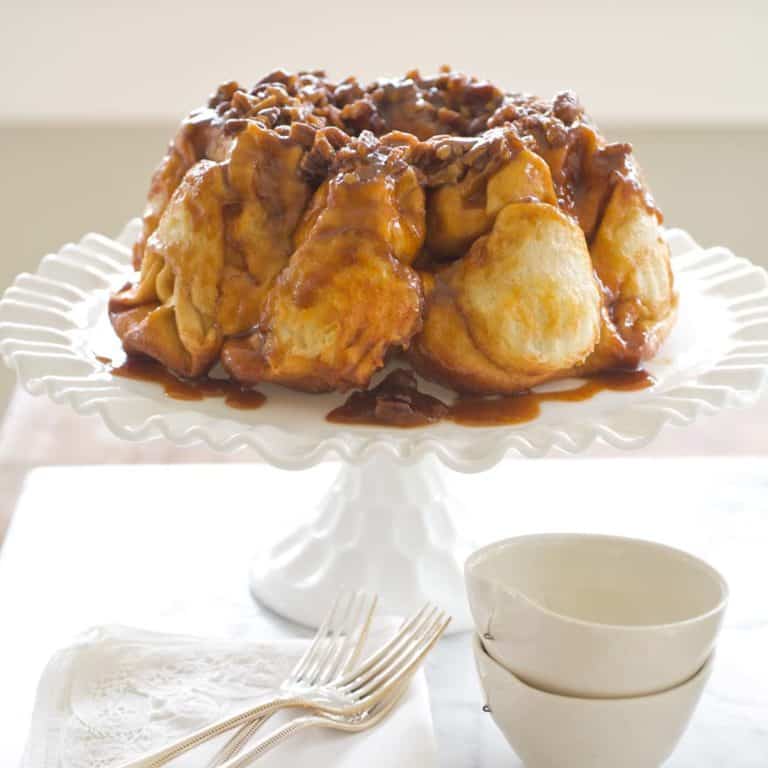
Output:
[1, 219, 767, 631]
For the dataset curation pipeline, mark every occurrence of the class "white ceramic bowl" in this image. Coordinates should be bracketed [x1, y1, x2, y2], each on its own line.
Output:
[473, 634, 713, 768]
[465, 533, 727, 697]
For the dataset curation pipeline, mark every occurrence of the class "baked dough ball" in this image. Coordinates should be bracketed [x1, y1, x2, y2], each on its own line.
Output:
[109, 122, 310, 378]
[132, 96, 235, 270]
[577, 179, 676, 373]
[411, 202, 602, 393]
[221, 159, 425, 392]
[426, 145, 557, 260]
[293, 161, 425, 265]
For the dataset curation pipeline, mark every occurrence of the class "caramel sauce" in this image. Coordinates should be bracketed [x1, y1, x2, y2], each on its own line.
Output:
[224, 388, 269, 410]
[327, 369, 448, 428]
[450, 369, 654, 427]
[98, 355, 266, 409]
[327, 368, 654, 428]
[99, 355, 651, 425]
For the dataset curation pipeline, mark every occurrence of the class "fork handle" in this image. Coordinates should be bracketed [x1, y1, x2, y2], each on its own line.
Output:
[217, 715, 320, 768]
[206, 711, 277, 768]
[114, 696, 300, 768]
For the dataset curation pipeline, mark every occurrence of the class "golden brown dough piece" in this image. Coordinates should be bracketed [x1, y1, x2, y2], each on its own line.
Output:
[131, 91, 237, 270]
[221, 147, 425, 392]
[426, 140, 557, 261]
[576, 178, 677, 372]
[411, 202, 602, 393]
[499, 117, 676, 375]
[109, 122, 310, 378]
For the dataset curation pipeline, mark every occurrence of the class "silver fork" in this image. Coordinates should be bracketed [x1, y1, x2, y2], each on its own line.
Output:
[220, 678, 411, 767]
[207, 591, 376, 766]
[116, 591, 377, 768]
[216, 604, 452, 768]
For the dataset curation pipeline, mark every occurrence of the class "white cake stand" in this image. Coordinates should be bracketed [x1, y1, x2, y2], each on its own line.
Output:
[1, 219, 767, 632]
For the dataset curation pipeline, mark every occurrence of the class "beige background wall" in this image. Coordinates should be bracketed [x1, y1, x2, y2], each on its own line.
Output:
[2, 0, 766, 124]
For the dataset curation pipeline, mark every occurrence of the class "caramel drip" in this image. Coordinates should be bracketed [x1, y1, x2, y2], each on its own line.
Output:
[97, 356, 652, 424]
[327, 368, 654, 428]
[449, 369, 654, 427]
[98, 355, 266, 409]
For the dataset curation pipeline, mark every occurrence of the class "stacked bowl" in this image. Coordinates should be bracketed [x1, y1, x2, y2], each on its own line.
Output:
[466, 534, 728, 767]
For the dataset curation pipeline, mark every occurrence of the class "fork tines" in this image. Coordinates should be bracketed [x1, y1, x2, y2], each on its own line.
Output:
[338, 602, 451, 706]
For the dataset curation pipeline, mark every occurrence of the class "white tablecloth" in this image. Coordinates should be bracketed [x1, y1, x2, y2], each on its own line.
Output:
[1, 462, 767, 766]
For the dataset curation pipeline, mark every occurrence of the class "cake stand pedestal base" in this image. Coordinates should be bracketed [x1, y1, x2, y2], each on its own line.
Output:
[250, 455, 473, 633]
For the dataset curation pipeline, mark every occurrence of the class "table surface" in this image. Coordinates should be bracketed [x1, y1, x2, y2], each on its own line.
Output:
[1, 459, 767, 766]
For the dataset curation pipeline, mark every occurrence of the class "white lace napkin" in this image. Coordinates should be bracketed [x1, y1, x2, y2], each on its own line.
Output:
[21, 623, 437, 768]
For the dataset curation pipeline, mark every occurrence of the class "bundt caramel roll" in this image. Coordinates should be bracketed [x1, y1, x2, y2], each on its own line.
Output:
[115, 68, 676, 398]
